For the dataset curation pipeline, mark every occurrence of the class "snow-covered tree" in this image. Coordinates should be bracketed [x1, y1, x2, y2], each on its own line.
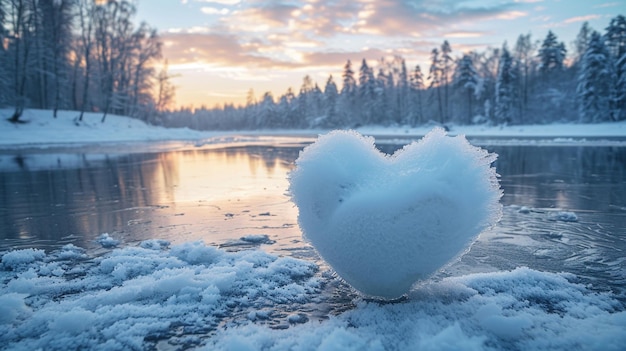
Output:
[440, 41, 453, 121]
[573, 22, 593, 68]
[323, 75, 339, 126]
[428, 48, 444, 123]
[495, 44, 517, 125]
[577, 31, 614, 123]
[605, 15, 626, 59]
[358, 59, 376, 124]
[409, 65, 424, 126]
[454, 54, 479, 124]
[258, 91, 276, 128]
[514, 33, 536, 118]
[605, 15, 626, 120]
[340, 59, 357, 124]
[538, 30, 567, 74]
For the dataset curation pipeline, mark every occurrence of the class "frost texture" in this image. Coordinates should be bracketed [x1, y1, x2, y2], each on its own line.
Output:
[289, 128, 503, 299]
[207, 267, 626, 351]
[0, 242, 319, 350]
[1, 244, 625, 350]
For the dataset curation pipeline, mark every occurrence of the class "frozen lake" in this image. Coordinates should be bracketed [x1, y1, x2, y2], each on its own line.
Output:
[1, 135, 625, 349]
[1, 137, 625, 294]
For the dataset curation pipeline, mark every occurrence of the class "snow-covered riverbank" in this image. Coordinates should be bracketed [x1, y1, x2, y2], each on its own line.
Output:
[2, 109, 625, 149]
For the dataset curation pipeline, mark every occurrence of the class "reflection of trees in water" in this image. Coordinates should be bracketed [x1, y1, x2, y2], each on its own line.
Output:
[5, 143, 619, 251]
[491, 146, 626, 210]
[0, 153, 174, 250]
[219, 146, 301, 175]
[353, 143, 626, 211]
[0, 145, 301, 250]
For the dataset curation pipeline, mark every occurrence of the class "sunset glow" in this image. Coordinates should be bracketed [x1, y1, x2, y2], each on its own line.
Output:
[134, 0, 624, 108]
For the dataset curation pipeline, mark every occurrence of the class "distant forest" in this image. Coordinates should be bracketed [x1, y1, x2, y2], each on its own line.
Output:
[0, 0, 174, 124]
[164, 15, 626, 130]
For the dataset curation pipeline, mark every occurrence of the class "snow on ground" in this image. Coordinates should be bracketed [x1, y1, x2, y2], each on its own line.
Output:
[0, 109, 217, 147]
[1, 109, 625, 149]
[1, 242, 625, 350]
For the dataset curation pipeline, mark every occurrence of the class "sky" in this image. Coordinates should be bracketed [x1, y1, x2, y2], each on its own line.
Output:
[134, 0, 626, 109]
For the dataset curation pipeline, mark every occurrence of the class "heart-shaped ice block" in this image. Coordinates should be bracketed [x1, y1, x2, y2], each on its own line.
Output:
[289, 128, 502, 299]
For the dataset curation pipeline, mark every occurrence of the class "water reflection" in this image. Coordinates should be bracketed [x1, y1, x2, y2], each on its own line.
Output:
[0, 146, 301, 251]
[1, 142, 625, 288]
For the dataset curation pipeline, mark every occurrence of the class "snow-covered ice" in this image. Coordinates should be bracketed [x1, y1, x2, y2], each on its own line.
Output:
[0, 241, 320, 350]
[1, 242, 624, 350]
[289, 128, 502, 299]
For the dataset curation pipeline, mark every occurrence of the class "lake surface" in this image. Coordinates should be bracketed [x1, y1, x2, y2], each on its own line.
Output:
[1, 136, 625, 300]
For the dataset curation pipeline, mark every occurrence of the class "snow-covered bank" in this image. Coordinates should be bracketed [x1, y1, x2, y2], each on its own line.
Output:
[0, 109, 218, 148]
[1, 242, 624, 350]
[1, 109, 625, 149]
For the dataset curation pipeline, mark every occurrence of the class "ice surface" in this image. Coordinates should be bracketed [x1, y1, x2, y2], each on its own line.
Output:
[289, 128, 502, 299]
[1, 243, 624, 350]
[548, 211, 579, 222]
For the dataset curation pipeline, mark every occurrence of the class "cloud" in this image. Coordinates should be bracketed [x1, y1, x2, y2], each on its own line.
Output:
[563, 15, 602, 24]
[593, 2, 620, 8]
[161, 32, 297, 70]
[444, 31, 487, 38]
[201, 7, 230, 15]
[495, 10, 528, 20]
[161, 0, 537, 82]
[193, 0, 240, 4]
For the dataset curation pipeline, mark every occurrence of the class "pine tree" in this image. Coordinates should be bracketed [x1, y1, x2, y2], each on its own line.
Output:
[409, 65, 424, 126]
[396, 57, 409, 124]
[358, 58, 376, 123]
[440, 41, 453, 121]
[513, 33, 535, 118]
[454, 54, 479, 124]
[605, 15, 626, 59]
[605, 15, 626, 120]
[573, 22, 593, 68]
[323, 75, 339, 127]
[428, 48, 444, 124]
[538, 30, 567, 73]
[616, 53, 626, 120]
[340, 59, 357, 125]
[258, 92, 275, 128]
[577, 31, 614, 122]
[495, 44, 517, 125]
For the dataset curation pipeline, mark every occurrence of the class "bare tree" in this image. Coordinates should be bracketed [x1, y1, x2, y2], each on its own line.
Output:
[7, 0, 33, 123]
[76, 0, 94, 123]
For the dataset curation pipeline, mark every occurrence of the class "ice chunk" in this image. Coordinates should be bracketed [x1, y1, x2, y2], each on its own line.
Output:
[1, 248, 46, 269]
[95, 233, 120, 248]
[548, 211, 578, 222]
[289, 128, 502, 299]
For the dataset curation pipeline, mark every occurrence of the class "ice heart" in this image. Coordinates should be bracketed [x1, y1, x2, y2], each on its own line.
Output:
[289, 128, 502, 299]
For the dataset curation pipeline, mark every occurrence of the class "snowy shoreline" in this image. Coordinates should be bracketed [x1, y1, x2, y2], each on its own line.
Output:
[1, 109, 625, 151]
[2, 240, 625, 350]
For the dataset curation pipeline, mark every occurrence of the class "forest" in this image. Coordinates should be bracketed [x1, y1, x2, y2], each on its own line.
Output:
[0, 0, 174, 124]
[0, 1, 624, 131]
[163, 15, 626, 130]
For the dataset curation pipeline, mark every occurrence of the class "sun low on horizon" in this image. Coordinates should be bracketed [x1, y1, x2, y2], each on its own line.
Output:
[135, 0, 624, 109]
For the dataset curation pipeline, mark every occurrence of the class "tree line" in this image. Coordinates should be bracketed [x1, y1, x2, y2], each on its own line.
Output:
[0, 0, 175, 124]
[163, 15, 626, 130]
